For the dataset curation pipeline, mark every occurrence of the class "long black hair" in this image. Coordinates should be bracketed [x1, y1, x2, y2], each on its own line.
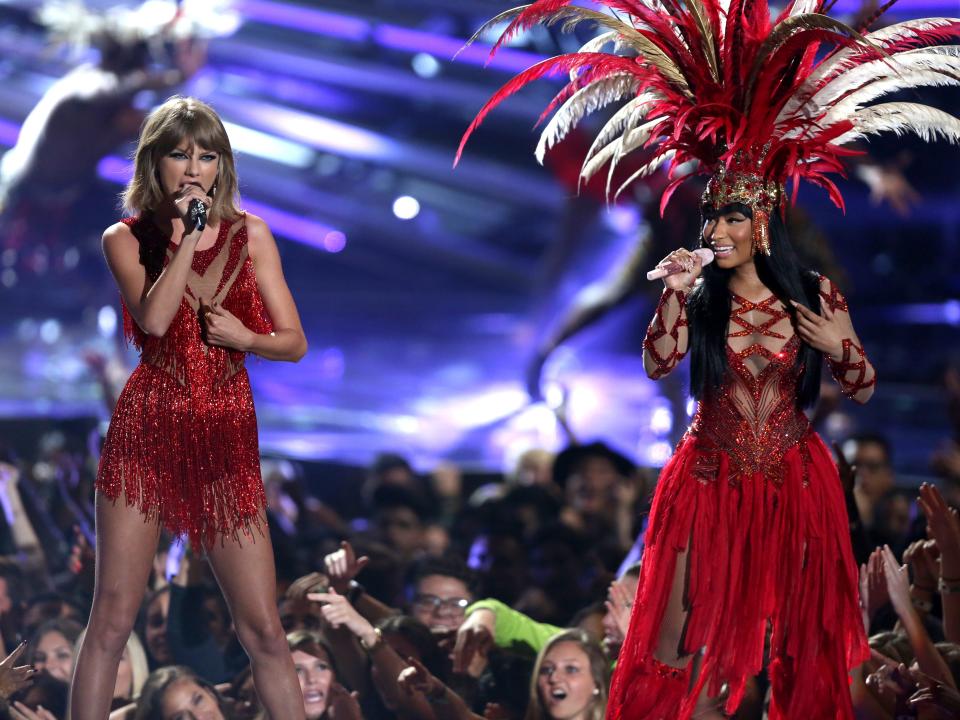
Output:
[687, 203, 823, 408]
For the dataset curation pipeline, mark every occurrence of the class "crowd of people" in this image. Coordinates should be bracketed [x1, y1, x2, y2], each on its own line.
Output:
[0, 385, 957, 719]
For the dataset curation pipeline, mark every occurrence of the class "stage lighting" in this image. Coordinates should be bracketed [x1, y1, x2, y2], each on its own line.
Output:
[393, 195, 420, 220]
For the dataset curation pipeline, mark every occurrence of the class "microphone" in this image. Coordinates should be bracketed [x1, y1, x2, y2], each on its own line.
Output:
[646, 248, 714, 281]
[189, 199, 207, 232]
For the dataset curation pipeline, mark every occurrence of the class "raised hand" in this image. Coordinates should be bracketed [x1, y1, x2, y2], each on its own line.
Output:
[323, 541, 370, 594]
[10, 702, 56, 720]
[880, 545, 913, 618]
[908, 681, 960, 719]
[452, 610, 494, 674]
[286, 571, 329, 601]
[604, 580, 634, 641]
[397, 656, 443, 698]
[656, 249, 703, 292]
[307, 589, 376, 647]
[0, 642, 34, 700]
[903, 539, 940, 592]
[327, 682, 363, 720]
[918, 483, 960, 579]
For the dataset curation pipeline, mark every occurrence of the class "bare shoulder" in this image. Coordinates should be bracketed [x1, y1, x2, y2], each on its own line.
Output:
[243, 213, 278, 259]
[101, 222, 137, 259]
[102, 221, 134, 244]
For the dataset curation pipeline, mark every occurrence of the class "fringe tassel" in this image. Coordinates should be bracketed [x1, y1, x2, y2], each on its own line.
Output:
[96, 365, 266, 550]
[607, 432, 867, 720]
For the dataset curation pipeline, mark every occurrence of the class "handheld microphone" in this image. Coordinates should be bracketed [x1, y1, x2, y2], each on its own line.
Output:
[189, 198, 207, 232]
[646, 248, 714, 281]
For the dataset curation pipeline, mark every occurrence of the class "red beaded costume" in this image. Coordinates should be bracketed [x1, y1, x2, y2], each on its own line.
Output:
[456, 1, 959, 716]
[612, 277, 874, 719]
[96, 213, 273, 548]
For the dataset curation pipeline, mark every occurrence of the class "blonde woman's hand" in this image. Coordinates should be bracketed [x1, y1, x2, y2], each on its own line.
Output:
[200, 299, 255, 352]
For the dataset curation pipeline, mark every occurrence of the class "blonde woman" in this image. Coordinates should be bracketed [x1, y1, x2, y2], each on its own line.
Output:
[527, 630, 608, 720]
[69, 95, 307, 719]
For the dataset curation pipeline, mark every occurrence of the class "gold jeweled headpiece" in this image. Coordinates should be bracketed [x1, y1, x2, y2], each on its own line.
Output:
[702, 146, 783, 255]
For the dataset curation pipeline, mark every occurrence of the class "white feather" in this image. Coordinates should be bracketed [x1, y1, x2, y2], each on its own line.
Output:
[818, 70, 960, 129]
[613, 150, 676, 200]
[784, 49, 960, 127]
[604, 117, 665, 195]
[572, 30, 633, 81]
[784, 18, 960, 118]
[580, 117, 663, 184]
[787, 0, 821, 17]
[581, 93, 658, 168]
[535, 74, 640, 164]
[831, 102, 960, 146]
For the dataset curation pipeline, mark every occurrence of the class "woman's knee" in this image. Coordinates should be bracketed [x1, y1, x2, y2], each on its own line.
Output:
[235, 611, 286, 657]
[86, 590, 140, 651]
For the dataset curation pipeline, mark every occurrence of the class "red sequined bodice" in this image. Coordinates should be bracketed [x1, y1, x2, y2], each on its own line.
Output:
[689, 292, 810, 484]
[121, 214, 273, 387]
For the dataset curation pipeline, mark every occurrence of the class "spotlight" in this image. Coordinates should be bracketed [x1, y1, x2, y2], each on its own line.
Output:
[411, 53, 441, 78]
[393, 196, 420, 220]
[98, 306, 118, 337]
[323, 231, 347, 253]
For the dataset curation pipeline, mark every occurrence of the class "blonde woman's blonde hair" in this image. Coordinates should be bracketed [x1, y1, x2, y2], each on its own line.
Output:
[525, 629, 609, 720]
[123, 96, 240, 223]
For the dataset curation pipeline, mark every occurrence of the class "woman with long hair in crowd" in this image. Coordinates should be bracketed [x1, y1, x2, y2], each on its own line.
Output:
[455, 0, 960, 717]
[132, 665, 230, 720]
[68, 95, 307, 719]
[527, 630, 608, 720]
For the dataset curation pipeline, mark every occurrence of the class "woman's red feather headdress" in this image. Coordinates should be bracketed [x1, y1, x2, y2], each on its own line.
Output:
[456, 0, 960, 253]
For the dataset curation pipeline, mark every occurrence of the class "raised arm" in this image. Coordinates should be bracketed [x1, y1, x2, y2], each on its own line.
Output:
[643, 249, 701, 379]
[793, 276, 876, 404]
[103, 186, 209, 338]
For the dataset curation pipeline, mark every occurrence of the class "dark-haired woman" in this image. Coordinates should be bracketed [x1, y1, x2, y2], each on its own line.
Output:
[69, 96, 307, 719]
[610, 204, 874, 719]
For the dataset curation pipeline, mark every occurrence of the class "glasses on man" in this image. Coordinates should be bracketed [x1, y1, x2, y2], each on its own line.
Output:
[411, 593, 470, 615]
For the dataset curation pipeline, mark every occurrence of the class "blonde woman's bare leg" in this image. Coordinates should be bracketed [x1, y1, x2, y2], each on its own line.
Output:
[206, 517, 305, 720]
[70, 493, 161, 719]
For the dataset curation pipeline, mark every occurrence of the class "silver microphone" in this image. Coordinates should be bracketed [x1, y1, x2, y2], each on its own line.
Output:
[189, 199, 207, 232]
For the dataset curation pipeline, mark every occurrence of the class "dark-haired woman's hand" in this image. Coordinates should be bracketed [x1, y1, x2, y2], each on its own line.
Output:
[791, 300, 852, 360]
[657, 249, 702, 292]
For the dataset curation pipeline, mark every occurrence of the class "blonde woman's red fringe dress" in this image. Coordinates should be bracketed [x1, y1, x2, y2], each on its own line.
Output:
[96, 213, 273, 549]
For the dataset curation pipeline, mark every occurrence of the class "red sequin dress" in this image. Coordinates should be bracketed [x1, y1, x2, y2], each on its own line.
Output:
[96, 213, 273, 549]
[607, 278, 875, 720]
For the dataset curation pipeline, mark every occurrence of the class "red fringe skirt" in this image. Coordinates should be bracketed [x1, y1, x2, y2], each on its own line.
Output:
[96, 363, 267, 549]
[607, 430, 868, 719]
